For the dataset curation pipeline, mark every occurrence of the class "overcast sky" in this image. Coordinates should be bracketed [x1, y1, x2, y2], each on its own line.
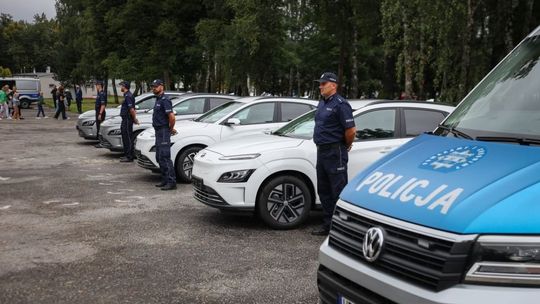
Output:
[1, 0, 56, 22]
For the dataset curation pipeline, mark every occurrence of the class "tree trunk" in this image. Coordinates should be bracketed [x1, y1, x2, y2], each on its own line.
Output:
[402, 8, 414, 98]
[288, 66, 293, 96]
[522, 0, 535, 37]
[163, 70, 171, 91]
[459, 0, 477, 99]
[111, 78, 119, 104]
[134, 81, 141, 96]
[338, 37, 346, 95]
[350, 5, 359, 98]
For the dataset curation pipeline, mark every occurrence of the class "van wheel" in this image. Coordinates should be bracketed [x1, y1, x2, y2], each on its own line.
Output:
[20, 99, 30, 109]
[257, 175, 312, 229]
[176, 146, 203, 183]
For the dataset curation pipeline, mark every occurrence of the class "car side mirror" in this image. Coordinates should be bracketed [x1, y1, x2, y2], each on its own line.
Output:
[135, 105, 140, 110]
[173, 110, 177, 115]
[224, 118, 241, 126]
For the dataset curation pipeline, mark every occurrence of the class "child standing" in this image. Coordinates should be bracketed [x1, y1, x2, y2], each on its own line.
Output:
[36, 92, 45, 118]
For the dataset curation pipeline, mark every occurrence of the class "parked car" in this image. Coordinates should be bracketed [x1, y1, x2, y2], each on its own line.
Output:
[191, 100, 454, 229]
[76, 91, 185, 140]
[0, 77, 40, 108]
[98, 94, 237, 152]
[135, 97, 318, 182]
[317, 26, 540, 304]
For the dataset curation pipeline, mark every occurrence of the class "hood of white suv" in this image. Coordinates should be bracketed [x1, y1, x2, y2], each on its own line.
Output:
[206, 134, 303, 156]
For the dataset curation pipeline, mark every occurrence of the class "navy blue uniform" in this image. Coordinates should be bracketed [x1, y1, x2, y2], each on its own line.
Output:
[152, 93, 176, 185]
[95, 90, 107, 136]
[120, 91, 136, 160]
[75, 88, 83, 114]
[314, 93, 355, 229]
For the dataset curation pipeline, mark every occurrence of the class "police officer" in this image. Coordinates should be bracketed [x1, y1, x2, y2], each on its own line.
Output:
[151, 79, 177, 190]
[312, 72, 356, 236]
[94, 80, 107, 148]
[119, 81, 139, 163]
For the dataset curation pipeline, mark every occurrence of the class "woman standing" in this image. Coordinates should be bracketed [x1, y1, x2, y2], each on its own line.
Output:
[12, 87, 20, 120]
[54, 86, 67, 120]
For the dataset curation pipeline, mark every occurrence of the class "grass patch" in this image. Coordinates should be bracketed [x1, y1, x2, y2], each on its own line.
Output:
[43, 97, 121, 113]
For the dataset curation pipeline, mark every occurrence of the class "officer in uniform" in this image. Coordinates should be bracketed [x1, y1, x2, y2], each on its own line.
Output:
[119, 81, 139, 162]
[312, 72, 356, 236]
[151, 79, 177, 190]
[94, 80, 107, 148]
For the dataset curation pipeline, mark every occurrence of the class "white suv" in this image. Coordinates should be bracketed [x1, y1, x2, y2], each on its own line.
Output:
[135, 97, 317, 182]
[191, 101, 454, 229]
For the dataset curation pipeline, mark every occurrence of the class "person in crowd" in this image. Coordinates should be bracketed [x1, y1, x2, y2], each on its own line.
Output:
[94, 80, 107, 148]
[54, 86, 67, 120]
[0, 85, 8, 119]
[118, 81, 139, 162]
[11, 87, 20, 120]
[151, 79, 177, 190]
[51, 85, 58, 110]
[7, 87, 14, 117]
[36, 91, 46, 118]
[311, 72, 356, 236]
[75, 85, 83, 114]
[65, 89, 73, 109]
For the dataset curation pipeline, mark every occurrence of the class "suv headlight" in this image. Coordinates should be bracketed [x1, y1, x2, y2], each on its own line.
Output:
[217, 169, 255, 183]
[218, 154, 260, 161]
[465, 235, 540, 286]
[82, 120, 96, 126]
[108, 129, 122, 136]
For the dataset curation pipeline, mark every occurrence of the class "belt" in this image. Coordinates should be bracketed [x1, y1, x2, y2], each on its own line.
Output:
[316, 143, 343, 150]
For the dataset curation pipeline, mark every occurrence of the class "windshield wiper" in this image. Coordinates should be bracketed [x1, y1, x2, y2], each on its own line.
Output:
[476, 136, 540, 146]
[437, 125, 473, 140]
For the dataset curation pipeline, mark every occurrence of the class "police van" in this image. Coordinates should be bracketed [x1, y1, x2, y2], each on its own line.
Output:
[0, 77, 41, 108]
[318, 26, 540, 303]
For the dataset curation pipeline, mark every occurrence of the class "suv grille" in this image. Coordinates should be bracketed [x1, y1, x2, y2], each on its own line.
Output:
[328, 206, 473, 291]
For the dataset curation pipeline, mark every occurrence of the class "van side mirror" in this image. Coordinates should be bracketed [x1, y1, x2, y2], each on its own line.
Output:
[225, 118, 241, 126]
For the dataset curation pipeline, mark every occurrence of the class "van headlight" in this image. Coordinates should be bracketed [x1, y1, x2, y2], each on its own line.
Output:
[217, 169, 254, 183]
[218, 154, 260, 161]
[465, 236, 540, 286]
[108, 129, 122, 136]
[82, 120, 96, 126]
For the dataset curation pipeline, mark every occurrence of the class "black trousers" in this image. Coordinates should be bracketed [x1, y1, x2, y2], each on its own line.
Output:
[54, 102, 67, 119]
[121, 116, 134, 160]
[316, 144, 349, 229]
[95, 110, 106, 136]
[76, 100, 82, 114]
[155, 127, 176, 185]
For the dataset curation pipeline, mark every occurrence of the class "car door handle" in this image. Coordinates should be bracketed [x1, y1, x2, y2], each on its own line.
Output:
[379, 147, 395, 154]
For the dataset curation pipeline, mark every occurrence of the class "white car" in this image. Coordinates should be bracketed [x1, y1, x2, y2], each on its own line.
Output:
[98, 94, 237, 151]
[135, 97, 318, 181]
[191, 100, 454, 229]
[76, 91, 185, 140]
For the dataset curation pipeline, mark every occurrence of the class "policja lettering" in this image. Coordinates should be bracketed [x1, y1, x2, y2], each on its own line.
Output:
[355, 171, 464, 214]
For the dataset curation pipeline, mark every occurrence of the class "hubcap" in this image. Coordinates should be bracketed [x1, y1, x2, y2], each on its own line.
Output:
[182, 152, 197, 179]
[267, 183, 305, 223]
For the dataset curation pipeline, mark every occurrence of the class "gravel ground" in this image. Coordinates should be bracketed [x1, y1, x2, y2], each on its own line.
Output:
[0, 107, 324, 304]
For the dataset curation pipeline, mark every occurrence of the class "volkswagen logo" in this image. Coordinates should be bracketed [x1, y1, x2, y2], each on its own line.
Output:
[362, 227, 385, 262]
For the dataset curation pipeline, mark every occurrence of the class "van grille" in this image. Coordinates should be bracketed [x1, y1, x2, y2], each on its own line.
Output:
[328, 206, 473, 291]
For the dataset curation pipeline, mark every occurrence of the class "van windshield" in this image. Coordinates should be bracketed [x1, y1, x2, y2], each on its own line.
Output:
[441, 35, 540, 140]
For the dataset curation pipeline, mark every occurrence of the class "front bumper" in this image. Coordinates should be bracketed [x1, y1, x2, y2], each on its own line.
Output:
[76, 118, 98, 140]
[191, 150, 269, 210]
[318, 213, 539, 304]
[135, 133, 159, 170]
[99, 125, 123, 152]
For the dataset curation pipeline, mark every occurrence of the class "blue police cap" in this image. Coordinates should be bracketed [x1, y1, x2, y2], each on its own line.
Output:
[119, 80, 130, 88]
[95, 80, 104, 86]
[151, 79, 164, 87]
[315, 72, 338, 83]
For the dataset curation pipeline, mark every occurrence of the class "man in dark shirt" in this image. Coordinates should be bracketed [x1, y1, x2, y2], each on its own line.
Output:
[94, 80, 107, 148]
[312, 72, 356, 236]
[151, 79, 177, 190]
[75, 85, 83, 114]
[119, 81, 139, 163]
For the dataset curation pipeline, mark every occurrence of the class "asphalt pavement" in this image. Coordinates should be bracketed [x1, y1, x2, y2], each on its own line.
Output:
[0, 107, 324, 304]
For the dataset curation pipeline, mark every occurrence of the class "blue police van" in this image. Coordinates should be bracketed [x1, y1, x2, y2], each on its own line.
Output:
[318, 26, 540, 303]
[0, 77, 41, 108]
